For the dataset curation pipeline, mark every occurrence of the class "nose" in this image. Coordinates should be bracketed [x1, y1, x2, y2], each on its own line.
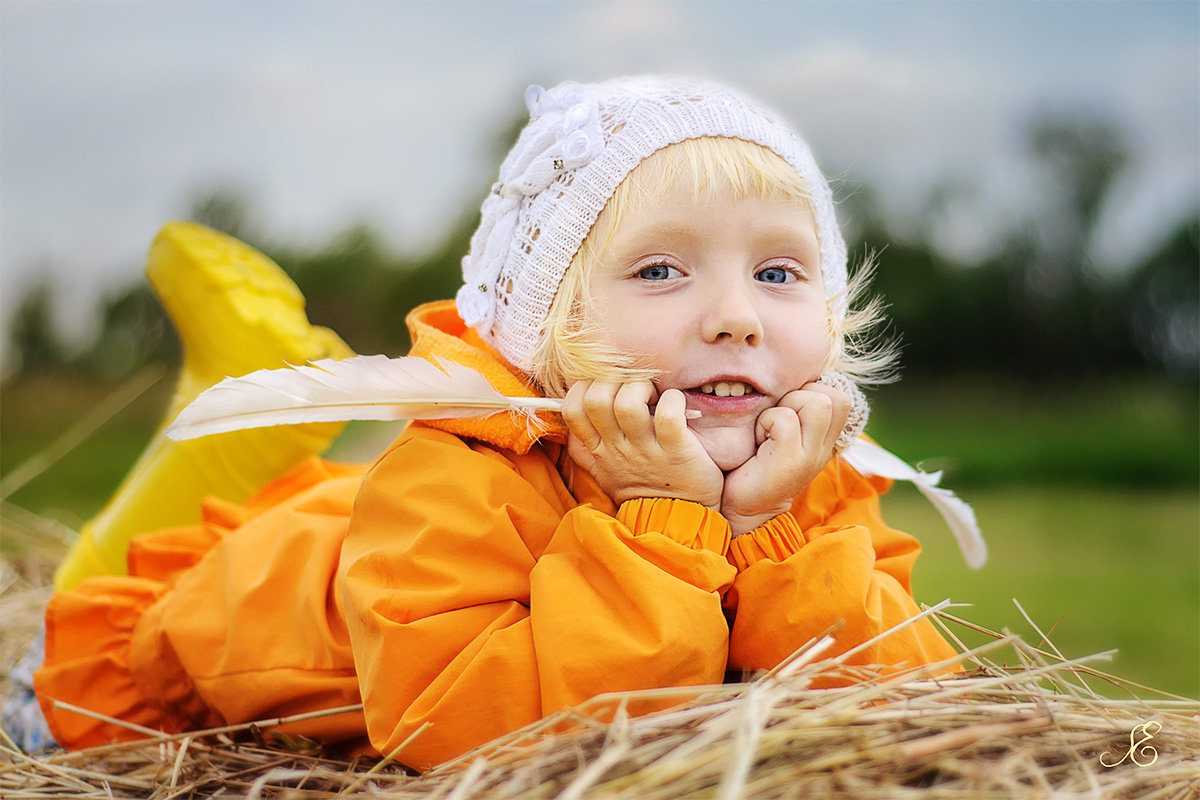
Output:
[700, 280, 762, 345]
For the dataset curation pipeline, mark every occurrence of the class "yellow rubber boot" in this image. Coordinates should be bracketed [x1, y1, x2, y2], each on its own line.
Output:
[54, 221, 353, 590]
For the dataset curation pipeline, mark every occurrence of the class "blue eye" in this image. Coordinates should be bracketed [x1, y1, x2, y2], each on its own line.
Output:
[756, 266, 794, 284]
[638, 263, 677, 280]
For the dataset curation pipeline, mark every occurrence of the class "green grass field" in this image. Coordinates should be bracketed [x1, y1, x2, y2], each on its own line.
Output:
[885, 486, 1199, 699]
[2, 372, 1197, 697]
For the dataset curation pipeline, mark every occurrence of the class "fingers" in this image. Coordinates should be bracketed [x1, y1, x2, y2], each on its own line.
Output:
[726, 384, 854, 530]
[755, 406, 801, 452]
[562, 381, 602, 451]
[800, 382, 851, 454]
[564, 381, 722, 507]
[652, 388, 691, 448]
[563, 380, 657, 451]
[773, 383, 851, 456]
[613, 381, 656, 442]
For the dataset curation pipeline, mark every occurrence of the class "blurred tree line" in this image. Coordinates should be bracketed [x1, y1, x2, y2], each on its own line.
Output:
[7, 111, 1198, 386]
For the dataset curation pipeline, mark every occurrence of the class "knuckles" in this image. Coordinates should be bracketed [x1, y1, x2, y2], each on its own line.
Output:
[760, 406, 799, 430]
[805, 392, 834, 414]
[581, 382, 617, 414]
[613, 383, 651, 418]
[562, 382, 589, 416]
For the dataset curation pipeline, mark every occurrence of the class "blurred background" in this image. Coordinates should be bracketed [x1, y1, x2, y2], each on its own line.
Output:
[1, 2, 1196, 697]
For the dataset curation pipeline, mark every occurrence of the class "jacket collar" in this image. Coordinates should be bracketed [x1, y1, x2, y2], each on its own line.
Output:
[406, 300, 567, 454]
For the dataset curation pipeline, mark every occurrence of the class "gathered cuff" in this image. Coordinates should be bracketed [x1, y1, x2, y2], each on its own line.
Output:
[34, 578, 186, 749]
[726, 513, 807, 570]
[616, 498, 731, 554]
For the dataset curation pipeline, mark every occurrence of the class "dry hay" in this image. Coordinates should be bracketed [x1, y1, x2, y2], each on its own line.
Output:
[2, 559, 1197, 800]
[5, 358, 1198, 799]
[1, 463, 1197, 799]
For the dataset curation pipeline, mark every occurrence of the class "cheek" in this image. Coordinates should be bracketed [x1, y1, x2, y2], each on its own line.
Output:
[773, 308, 833, 378]
[597, 303, 688, 366]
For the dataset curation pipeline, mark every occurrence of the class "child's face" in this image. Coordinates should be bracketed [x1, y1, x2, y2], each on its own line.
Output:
[589, 174, 830, 471]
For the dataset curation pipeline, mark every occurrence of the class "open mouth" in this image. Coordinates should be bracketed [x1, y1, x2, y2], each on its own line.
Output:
[696, 380, 758, 398]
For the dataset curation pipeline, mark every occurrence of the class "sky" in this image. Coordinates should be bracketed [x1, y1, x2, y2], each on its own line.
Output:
[1, 0, 1197, 367]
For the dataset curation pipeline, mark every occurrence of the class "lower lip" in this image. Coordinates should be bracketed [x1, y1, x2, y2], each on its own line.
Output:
[683, 389, 764, 414]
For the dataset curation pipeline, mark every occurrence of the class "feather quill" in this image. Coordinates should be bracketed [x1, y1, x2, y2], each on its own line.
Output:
[164, 354, 561, 441]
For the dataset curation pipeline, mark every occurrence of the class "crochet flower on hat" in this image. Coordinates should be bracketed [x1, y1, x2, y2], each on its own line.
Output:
[458, 82, 605, 333]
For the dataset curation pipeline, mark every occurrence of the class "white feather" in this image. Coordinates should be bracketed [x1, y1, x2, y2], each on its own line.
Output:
[164, 355, 562, 441]
[842, 438, 988, 570]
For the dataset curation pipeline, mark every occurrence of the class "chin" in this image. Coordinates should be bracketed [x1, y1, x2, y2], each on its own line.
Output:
[694, 427, 757, 472]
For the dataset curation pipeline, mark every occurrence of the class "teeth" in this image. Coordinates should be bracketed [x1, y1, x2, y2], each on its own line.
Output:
[700, 381, 750, 397]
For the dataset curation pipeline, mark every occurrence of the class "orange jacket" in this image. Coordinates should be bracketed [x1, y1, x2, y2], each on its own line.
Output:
[35, 300, 956, 769]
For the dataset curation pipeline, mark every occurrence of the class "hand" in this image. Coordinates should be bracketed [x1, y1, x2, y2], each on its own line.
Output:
[564, 380, 724, 508]
[720, 382, 851, 535]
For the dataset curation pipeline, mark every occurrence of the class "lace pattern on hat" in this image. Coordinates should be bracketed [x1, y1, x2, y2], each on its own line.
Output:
[458, 83, 605, 333]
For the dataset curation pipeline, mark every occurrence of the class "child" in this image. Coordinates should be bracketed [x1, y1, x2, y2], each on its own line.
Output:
[20, 75, 968, 770]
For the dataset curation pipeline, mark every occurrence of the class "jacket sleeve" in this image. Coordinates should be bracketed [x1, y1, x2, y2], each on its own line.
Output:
[723, 458, 957, 682]
[338, 427, 737, 769]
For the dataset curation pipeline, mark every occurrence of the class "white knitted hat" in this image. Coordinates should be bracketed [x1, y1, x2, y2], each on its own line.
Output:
[458, 74, 847, 374]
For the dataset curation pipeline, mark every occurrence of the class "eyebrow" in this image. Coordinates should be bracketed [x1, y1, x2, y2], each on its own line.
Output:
[618, 220, 700, 244]
[616, 221, 819, 253]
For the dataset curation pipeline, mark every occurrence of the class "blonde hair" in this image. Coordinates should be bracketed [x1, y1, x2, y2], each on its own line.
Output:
[530, 137, 895, 397]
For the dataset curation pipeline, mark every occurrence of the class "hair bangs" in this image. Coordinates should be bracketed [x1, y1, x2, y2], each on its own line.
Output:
[629, 138, 812, 208]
